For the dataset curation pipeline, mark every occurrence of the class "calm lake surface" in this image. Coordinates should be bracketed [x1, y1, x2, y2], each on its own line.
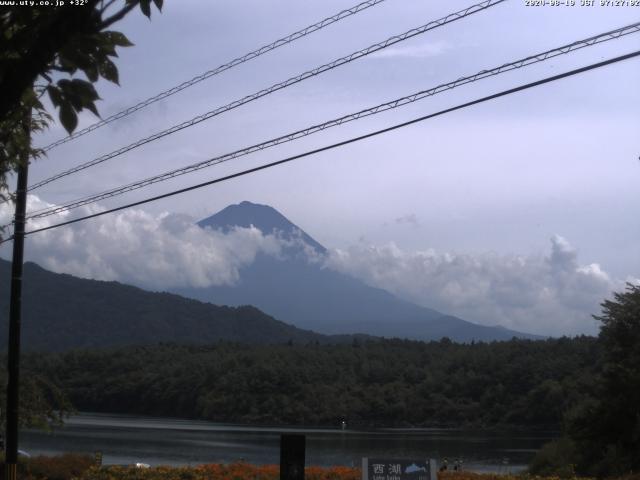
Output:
[21, 413, 556, 472]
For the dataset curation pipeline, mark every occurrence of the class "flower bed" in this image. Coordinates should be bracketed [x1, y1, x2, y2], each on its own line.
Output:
[10, 456, 640, 480]
[79, 463, 360, 480]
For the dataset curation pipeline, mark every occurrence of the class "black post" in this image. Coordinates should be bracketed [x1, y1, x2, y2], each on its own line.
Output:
[280, 434, 305, 480]
[5, 115, 30, 480]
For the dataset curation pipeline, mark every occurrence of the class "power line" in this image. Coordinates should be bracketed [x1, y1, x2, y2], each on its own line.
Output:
[39, 0, 389, 152]
[5, 49, 637, 243]
[23, 22, 640, 221]
[24, 21, 640, 219]
[28, 0, 506, 191]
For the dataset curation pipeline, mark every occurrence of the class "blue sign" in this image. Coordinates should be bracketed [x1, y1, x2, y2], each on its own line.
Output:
[362, 458, 436, 480]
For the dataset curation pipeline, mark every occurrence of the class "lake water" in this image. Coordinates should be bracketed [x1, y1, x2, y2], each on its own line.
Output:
[21, 413, 556, 473]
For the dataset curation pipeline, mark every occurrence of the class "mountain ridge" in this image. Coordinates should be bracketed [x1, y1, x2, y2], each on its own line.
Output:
[0, 259, 369, 351]
[177, 200, 540, 342]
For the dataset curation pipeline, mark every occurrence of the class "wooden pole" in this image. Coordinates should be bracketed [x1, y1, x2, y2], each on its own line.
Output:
[5, 109, 30, 480]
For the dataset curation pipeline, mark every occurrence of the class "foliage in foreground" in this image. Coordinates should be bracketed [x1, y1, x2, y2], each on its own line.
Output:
[532, 284, 640, 477]
[25, 453, 96, 480]
[7, 455, 640, 480]
[569, 284, 640, 476]
[75, 466, 640, 480]
[528, 438, 578, 478]
[8, 459, 607, 480]
[0, 0, 162, 210]
[0, 365, 73, 431]
[81, 463, 360, 480]
[0, 453, 95, 480]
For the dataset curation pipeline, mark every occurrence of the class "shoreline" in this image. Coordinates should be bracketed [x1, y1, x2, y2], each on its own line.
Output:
[59, 411, 561, 435]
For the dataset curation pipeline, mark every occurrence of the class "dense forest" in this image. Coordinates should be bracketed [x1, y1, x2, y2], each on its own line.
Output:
[24, 336, 599, 429]
[0, 260, 367, 351]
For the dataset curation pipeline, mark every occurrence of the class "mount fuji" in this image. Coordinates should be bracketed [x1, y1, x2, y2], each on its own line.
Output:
[173, 201, 539, 342]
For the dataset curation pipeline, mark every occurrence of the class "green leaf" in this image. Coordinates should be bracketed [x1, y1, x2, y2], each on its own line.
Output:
[47, 86, 63, 108]
[69, 79, 100, 102]
[57, 79, 72, 90]
[57, 55, 78, 75]
[99, 58, 119, 85]
[140, 0, 151, 18]
[59, 103, 78, 134]
[102, 31, 134, 47]
[56, 79, 100, 116]
[152, 0, 163, 10]
[85, 101, 100, 118]
[58, 47, 92, 74]
[84, 63, 99, 82]
[99, 42, 118, 58]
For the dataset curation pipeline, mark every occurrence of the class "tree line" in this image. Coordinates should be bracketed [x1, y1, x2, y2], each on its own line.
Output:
[24, 336, 598, 429]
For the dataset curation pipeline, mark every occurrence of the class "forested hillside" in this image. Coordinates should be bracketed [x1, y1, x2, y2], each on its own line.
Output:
[0, 260, 365, 350]
[25, 336, 599, 428]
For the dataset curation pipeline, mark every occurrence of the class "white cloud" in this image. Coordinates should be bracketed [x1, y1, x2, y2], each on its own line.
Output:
[0, 196, 626, 337]
[324, 235, 620, 336]
[394, 213, 420, 227]
[0, 195, 286, 290]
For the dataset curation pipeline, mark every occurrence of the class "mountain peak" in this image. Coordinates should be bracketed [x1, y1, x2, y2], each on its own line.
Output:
[197, 201, 326, 254]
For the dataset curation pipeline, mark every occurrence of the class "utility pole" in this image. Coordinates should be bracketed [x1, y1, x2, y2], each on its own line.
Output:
[5, 109, 30, 480]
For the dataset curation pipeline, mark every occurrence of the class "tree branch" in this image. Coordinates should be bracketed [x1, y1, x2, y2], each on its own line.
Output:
[100, 0, 119, 15]
[100, 2, 137, 29]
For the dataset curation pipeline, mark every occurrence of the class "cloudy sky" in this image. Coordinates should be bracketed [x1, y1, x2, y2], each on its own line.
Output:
[2, 0, 639, 336]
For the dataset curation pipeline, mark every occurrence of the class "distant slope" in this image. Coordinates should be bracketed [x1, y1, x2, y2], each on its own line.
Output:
[176, 201, 540, 342]
[0, 260, 359, 351]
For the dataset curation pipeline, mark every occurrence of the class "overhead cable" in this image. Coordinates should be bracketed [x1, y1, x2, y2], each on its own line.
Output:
[4, 49, 637, 243]
[40, 0, 389, 152]
[29, 0, 506, 191]
[23, 22, 640, 221]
